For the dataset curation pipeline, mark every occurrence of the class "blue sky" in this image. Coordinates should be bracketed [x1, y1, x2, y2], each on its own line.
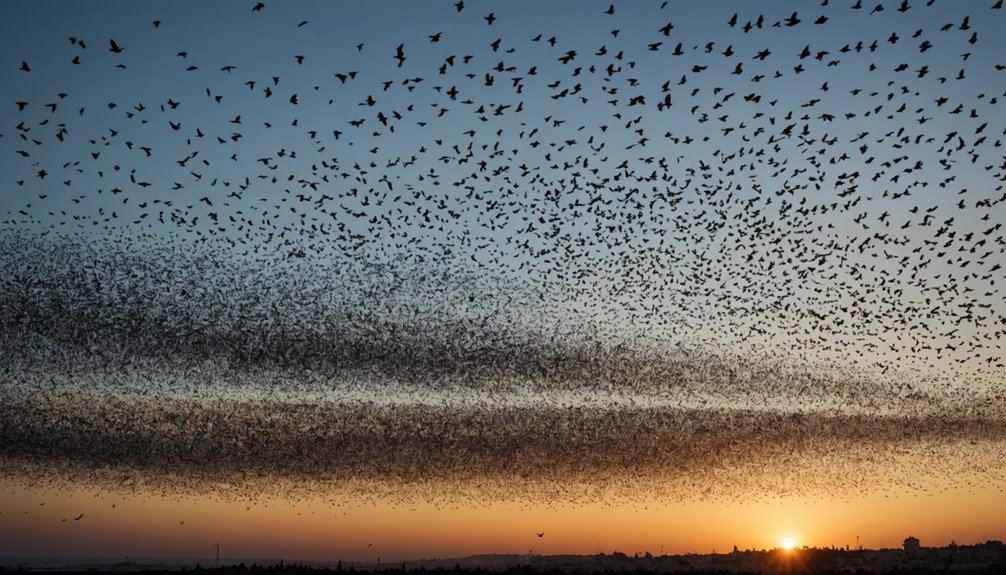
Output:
[2, 0, 1004, 392]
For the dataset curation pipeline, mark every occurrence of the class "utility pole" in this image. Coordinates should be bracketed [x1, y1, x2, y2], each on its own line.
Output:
[214, 543, 221, 569]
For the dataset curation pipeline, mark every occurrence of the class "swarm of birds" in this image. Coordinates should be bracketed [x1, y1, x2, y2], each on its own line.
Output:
[1, 0, 1004, 507]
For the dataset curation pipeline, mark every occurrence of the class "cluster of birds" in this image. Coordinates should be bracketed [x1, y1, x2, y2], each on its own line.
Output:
[3, 385, 1004, 507]
[1, 0, 1005, 506]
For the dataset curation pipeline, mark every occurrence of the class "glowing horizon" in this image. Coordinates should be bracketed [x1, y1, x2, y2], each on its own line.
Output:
[3, 482, 1003, 561]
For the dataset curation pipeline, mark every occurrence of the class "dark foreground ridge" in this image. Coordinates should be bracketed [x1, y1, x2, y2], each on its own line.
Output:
[5, 542, 1006, 575]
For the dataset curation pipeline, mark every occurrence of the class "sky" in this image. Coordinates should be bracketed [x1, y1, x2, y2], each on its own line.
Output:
[1, 0, 1005, 562]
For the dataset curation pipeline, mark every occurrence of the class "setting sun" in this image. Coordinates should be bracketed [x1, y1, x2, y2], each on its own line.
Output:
[782, 537, 797, 551]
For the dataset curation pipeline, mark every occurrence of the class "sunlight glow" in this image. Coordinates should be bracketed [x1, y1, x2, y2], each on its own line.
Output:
[781, 537, 796, 551]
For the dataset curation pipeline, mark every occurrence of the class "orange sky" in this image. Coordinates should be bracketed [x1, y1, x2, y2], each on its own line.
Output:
[3, 481, 1004, 562]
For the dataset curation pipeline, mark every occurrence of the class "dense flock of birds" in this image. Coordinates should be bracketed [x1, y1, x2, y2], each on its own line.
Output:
[1, 0, 1005, 507]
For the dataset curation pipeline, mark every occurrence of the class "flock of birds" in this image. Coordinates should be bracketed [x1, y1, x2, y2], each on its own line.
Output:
[1, 0, 1005, 508]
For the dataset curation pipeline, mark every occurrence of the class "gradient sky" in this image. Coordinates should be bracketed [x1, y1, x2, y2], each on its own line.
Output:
[3, 482, 1004, 561]
[1, 0, 1005, 562]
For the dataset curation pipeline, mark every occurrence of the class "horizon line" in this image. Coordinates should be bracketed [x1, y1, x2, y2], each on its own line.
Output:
[5, 539, 1006, 567]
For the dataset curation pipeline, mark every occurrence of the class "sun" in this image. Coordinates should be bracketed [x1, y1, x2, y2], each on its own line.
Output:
[781, 537, 796, 551]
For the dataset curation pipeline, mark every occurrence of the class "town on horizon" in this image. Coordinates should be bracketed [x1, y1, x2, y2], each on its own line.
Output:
[4, 535, 1005, 573]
